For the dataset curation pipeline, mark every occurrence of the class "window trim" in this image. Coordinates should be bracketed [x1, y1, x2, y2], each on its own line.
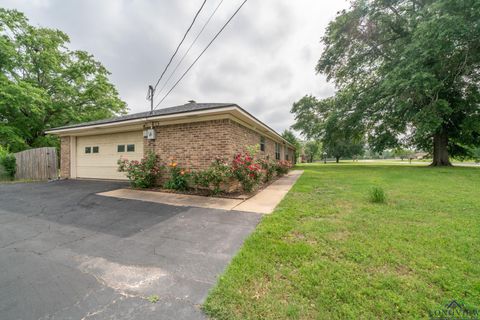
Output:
[260, 136, 266, 152]
[275, 143, 281, 160]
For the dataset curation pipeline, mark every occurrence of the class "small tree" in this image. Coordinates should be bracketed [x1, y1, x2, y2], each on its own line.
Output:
[394, 148, 413, 161]
[281, 129, 301, 160]
[323, 138, 364, 163]
[304, 141, 321, 163]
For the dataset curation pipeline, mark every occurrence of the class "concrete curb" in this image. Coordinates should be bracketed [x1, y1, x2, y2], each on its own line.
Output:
[97, 170, 304, 214]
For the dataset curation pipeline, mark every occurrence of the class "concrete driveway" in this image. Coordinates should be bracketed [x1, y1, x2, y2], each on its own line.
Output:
[0, 180, 261, 320]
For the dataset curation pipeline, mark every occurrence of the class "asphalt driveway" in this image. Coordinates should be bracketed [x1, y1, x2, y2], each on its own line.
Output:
[0, 180, 261, 320]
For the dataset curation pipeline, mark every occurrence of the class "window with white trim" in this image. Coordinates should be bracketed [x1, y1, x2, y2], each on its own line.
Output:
[275, 143, 281, 160]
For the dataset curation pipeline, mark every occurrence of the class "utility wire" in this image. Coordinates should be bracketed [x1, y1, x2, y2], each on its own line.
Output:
[155, 0, 225, 99]
[152, 0, 207, 90]
[154, 0, 248, 109]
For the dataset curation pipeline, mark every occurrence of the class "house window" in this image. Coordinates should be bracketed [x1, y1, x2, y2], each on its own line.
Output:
[275, 143, 281, 160]
[92, 146, 99, 153]
[260, 136, 265, 152]
[127, 144, 135, 152]
[85, 147, 91, 154]
[286, 153, 289, 161]
[117, 145, 125, 152]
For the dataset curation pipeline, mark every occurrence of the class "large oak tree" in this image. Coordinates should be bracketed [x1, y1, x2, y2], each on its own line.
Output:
[0, 9, 127, 152]
[300, 0, 480, 166]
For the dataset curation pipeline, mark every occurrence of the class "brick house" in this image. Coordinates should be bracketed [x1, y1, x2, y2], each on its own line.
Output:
[47, 102, 296, 180]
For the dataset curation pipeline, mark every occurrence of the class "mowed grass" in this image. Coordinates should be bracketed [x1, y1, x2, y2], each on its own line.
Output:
[203, 163, 480, 319]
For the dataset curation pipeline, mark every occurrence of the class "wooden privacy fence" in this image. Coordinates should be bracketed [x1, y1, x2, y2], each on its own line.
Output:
[14, 147, 58, 180]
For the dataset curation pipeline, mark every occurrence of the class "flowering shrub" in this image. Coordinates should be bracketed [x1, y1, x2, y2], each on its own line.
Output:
[164, 161, 190, 191]
[206, 157, 232, 194]
[231, 152, 263, 193]
[117, 151, 162, 188]
[258, 158, 276, 183]
[275, 160, 292, 176]
[193, 157, 231, 194]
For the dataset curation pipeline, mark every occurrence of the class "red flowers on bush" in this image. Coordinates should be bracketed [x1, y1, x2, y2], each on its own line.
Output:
[231, 152, 263, 193]
[117, 152, 162, 188]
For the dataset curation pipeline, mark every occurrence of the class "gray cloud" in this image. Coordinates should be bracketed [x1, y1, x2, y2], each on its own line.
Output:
[2, 0, 348, 132]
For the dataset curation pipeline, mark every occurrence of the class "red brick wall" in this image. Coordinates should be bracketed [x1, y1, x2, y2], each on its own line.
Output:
[60, 136, 70, 178]
[145, 118, 293, 170]
[144, 119, 232, 170]
[227, 120, 277, 159]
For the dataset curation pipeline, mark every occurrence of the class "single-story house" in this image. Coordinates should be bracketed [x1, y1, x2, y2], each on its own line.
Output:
[47, 102, 296, 180]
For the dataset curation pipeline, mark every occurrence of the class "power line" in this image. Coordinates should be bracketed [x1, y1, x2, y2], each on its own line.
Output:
[152, 0, 208, 91]
[155, 0, 225, 100]
[154, 0, 248, 109]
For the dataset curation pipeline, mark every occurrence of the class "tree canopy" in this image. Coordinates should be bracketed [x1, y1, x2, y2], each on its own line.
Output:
[292, 95, 365, 162]
[0, 9, 127, 152]
[281, 129, 301, 160]
[294, 0, 480, 166]
[304, 140, 321, 163]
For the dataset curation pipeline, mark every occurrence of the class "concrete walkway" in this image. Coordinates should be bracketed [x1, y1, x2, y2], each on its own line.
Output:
[233, 170, 303, 214]
[98, 170, 303, 214]
[99, 189, 243, 211]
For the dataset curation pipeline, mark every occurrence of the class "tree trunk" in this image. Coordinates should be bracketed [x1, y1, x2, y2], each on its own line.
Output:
[430, 130, 452, 166]
[336, 156, 340, 163]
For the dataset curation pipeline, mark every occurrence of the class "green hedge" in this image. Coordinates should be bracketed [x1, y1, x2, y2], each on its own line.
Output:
[0, 146, 16, 180]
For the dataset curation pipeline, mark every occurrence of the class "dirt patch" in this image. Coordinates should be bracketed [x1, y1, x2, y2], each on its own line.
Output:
[326, 230, 350, 242]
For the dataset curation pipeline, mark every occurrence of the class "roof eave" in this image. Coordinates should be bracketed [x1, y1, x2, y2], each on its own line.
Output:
[46, 105, 295, 149]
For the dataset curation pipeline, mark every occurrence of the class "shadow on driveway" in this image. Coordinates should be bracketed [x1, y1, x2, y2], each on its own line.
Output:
[0, 180, 261, 320]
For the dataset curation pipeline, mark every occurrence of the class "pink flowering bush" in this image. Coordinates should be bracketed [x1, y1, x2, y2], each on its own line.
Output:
[258, 158, 277, 182]
[117, 151, 163, 188]
[275, 160, 292, 176]
[231, 152, 263, 193]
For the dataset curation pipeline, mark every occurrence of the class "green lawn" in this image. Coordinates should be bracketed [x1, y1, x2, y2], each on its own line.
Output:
[203, 163, 480, 319]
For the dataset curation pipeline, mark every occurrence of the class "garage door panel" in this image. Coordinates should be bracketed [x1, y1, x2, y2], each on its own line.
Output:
[76, 131, 143, 180]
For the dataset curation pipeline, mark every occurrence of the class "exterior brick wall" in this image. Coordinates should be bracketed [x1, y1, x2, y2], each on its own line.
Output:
[227, 120, 288, 160]
[144, 119, 233, 170]
[60, 136, 70, 178]
[145, 118, 294, 171]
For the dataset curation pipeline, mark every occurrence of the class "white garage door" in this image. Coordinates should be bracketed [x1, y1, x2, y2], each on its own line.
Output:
[76, 131, 144, 180]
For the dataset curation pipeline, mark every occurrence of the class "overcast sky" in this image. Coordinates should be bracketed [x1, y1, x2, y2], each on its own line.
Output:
[2, 0, 348, 133]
